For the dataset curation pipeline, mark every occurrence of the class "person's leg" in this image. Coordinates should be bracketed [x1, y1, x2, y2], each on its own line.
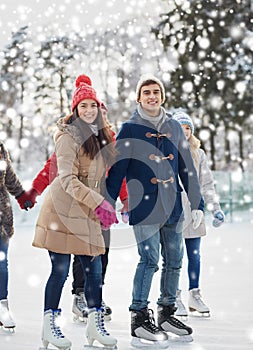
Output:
[72, 255, 88, 321]
[157, 222, 192, 338]
[185, 238, 209, 314]
[77, 255, 102, 309]
[158, 222, 184, 306]
[129, 225, 168, 342]
[184, 237, 201, 290]
[0, 236, 15, 328]
[42, 251, 72, 349]
[101, 229, 110, 285]
[129, 224, 160, 311]
[44, 251, 71, 311]
[0, 236, 9, 300]
[72, 255, 85, 294]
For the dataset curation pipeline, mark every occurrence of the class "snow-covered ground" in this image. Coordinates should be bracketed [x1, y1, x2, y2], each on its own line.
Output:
[1, 201, 253, 350]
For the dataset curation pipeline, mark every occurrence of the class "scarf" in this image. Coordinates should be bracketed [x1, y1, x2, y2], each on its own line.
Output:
[137, 104, 167, 131]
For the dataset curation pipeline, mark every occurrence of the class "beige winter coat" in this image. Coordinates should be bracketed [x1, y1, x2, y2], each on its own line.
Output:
[33, 117, 106, 256]
[181, 148, 221, 238]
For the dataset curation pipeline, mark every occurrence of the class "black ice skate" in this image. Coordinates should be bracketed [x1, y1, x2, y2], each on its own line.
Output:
[72, 290, 88, 322]
[157, 304, 193, 342]
[102, 299, 112, 321]
[130, 308, 169, 349]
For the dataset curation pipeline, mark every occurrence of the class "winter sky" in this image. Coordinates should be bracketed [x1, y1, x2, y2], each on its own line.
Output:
[0, 0, 168, 49]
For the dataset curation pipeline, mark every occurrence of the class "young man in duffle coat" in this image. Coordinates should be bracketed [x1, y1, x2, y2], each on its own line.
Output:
[106, 74, 204, 347]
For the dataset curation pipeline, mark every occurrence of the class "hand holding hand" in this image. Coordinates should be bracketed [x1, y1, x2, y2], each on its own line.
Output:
[212, 210, 225, 228]
[191, 209, 203, 229]
[120, 199, 129, 224]
[16, 188, 38, 211]
[94, 199, 119, 230]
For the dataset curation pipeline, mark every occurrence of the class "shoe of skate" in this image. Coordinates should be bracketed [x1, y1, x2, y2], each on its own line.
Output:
[130, 308, 169, 348]
[175, 290, 188, 319]
[102, 299, 112, 321]
[157, 304, 193, 342]
[0, 299, 16, 331]
[85, 308, 117, 348]
[72, 291, 88, 322]
[188, 288, 210, 317]
[41, 309, 71, 350]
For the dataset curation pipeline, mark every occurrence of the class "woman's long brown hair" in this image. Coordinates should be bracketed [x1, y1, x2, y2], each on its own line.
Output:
[71, 108, 116, 166]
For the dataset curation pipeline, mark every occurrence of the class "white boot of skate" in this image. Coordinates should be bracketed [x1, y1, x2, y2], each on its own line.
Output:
[72, 292, 88, 322]
[175, 290, 188, 318]
[0, 299, 16, 330]
[85, 308, 117, 348]
[41, 309, 72, 349]
[188, 288, 210, 317]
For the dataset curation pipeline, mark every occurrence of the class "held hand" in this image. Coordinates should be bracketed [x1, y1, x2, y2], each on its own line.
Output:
[94, 199, 119, 230]
[120, 199, 129, 224]
[16, 189, 38, 211]
[212, 210, 225, 228]
[191, 209, 203, 230]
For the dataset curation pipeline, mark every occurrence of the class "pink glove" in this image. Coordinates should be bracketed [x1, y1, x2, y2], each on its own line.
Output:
[94, 199, 119, 230]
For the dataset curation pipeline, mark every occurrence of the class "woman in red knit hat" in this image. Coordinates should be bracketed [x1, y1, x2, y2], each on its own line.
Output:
[26, 75, 118, 349]
[18, 101, 128, 324]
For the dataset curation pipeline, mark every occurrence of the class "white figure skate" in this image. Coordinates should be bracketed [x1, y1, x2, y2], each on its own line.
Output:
[84, 308, 117, 349]
[175, 290, 188, 320]
[40, 309, 71, 350]
[0, 299, 16, 332]
[189, 288, 210, 317]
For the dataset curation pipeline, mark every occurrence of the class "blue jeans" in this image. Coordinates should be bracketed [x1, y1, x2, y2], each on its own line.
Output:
[184, 237, 201, 290]
[0, 235, 9, 300]
[44, 251, 102, 311]
[129, 222, 184, 310]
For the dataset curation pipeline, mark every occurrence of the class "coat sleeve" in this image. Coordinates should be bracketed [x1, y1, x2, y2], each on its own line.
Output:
[107, 127, 128, 203]
[1, 145, 24, 198]
[106, 122, 132, 204]
[55, 133, 104, 211]
[198, 149, 221, 212]
[176, 124, 204, 211]
[32, 152, 58, 194]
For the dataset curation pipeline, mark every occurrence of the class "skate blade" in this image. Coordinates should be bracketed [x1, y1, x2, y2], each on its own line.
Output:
[73, 314, 88, 323]
[39, 348, 70, 350]
[40, 348, 71, 350]
[189, 310, 210, 318]
[167, 333, 193, 342]
[0, 325, 15, 333]
[175, 314, 188, 321]
[131, 337, 170, 349]
[83, 345, 117, 349]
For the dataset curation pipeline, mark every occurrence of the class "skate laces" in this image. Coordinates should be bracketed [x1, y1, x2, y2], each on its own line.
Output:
[76, 293, 87, 311]
[51, 310, 65, 339]
[96, 308, 110, 336]
[145, 309, 160, 333]
[162, 307, 188, 329]
[193, 291, 206, 307]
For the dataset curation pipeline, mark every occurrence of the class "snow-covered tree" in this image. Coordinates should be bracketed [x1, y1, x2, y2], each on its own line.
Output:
[152, 0, 253, 170]
[0, 26, 33, 167]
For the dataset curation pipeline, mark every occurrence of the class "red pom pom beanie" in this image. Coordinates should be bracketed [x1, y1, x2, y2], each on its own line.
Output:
[71, 74, 101, 111]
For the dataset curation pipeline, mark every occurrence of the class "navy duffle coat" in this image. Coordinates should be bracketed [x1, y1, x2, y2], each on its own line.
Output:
[106, 110, 204, 226]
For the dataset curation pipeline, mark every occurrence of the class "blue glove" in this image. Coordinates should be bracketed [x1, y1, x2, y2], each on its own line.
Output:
[212, 210, 225, 228]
